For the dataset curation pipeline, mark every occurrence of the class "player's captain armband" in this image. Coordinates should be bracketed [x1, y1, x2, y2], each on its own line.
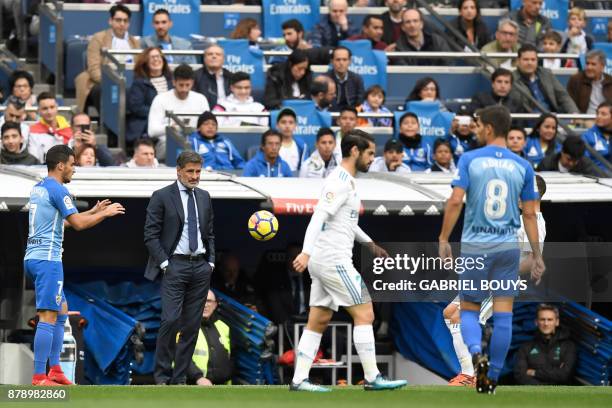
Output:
[63, 196, 74, 210]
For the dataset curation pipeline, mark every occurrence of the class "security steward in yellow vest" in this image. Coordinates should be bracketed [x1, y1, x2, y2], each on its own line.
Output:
[185, 290, 232, 385]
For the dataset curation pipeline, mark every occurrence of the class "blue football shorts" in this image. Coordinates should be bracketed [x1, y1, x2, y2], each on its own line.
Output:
[24, 259, 66, 311]
[458, 248, 520, 303]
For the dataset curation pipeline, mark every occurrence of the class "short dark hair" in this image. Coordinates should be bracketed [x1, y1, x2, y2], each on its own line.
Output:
[383, 138, 403, 153]
[507, 126, 527, 140]
[277, 108, 297, 123]
[332, 46, 352, 59]
[5, 95, 25, 110]
[340, 106, 358, 117]
[261, 129, 282, 146]
[362, 15, 383, 28]
[46, 144, 75, 171]
[230, 71, 251, 87]
[173, 64, 195, 81]
[177, 150, 203, 168]
[37, 91, 56, 105]
[1, 121, 22, 137]
[491, 67, 513, 83]
[597, 101, 612, 114]
[562, 136, 586, 160]
[310, 80, 328, 96]
[536, 303, 559, 319]
[475, 105, 511, 138]
[153, 8, 170, 18]
[288, 49, 309, 66]
[518, 43, 538, 58]
[365, 84, 386, 102]
[316, 127, 335, 141]
[399, 112, 419, 126]
[282, 19, 304, 33]
[341, 129, 375, 158]
[134, 137, 155, 151]
[110, 3, 131, 19]
[9, 70, 34, 90]
[542, 30, 562, 45]
[433, 138, 452, 153]
[535, 174, 546, 199]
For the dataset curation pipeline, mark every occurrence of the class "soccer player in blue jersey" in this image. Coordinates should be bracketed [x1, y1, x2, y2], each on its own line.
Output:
[24, 145, 125, 386]
[438, 106, 545, 394]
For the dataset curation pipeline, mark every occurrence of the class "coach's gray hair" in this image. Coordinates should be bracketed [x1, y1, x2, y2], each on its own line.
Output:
[176, 150, 203, 168]
[586, 49, 607, 66]
[497, 18, 519, 32]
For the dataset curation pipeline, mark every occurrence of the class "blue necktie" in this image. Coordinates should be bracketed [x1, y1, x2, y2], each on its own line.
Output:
[187, 189, 198, 253]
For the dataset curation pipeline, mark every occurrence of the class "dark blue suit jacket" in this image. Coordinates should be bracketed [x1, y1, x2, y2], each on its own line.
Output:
[144, 181, 215, 281]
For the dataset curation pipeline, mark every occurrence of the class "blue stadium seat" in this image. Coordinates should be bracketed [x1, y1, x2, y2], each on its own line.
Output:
[64, 36, 89, 93]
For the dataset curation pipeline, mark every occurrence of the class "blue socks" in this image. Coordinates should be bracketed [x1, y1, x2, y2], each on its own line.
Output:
[34, 322, 55, 375]
[49, 315, 67, 367]
[460, 309, 482, 355]
[488, 312, 513, 381]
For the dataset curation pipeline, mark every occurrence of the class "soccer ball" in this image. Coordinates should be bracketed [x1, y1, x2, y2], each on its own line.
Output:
[248, 210, 279, 241]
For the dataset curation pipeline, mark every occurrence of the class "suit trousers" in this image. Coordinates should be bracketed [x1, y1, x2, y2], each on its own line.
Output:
[154, 256, 211, 384]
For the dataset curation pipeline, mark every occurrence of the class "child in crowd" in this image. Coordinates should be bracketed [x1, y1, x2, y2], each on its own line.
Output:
[357, 85, 392, 127]
[541, 30, 563, 70]
[562, 7, 593, 68]
[426, 138, 456, 173]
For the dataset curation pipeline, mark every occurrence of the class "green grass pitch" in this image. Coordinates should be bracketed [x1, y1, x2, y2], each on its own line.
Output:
[2, 385, 612, 408]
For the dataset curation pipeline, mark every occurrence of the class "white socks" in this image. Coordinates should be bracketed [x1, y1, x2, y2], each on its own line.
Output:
[292, 329, 322, 384]
[353, 325, 380, 383]
[445, 319, 474, 376]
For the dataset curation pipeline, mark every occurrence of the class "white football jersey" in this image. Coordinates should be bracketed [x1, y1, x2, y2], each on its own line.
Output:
[517, 212, 546, 260]
[310, 166, 361, 263]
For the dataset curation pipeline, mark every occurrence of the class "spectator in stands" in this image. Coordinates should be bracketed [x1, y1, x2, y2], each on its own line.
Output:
[540, 30, 563, 69]
[126, 48, 173, 144]
[71, 112, 115, 167]
[0, 122, 38, 165]
[186, 290, 232, 386]
[0, 96, 30, 151]
[7, 70, 36, 120]
[347, 15, 388, 50]
[187, 111, 245, 171]
[469, 68, 523, 114]
[263, 49, 312, 110]
[299, 127, 338, 178]
[506, 0, 552, 47]
[507, 126, 528, 158]
[447, 111, 478, 163]
[369, 138, 411, 173]
[426, 138, 456, 173]
[357, 85, 392, 127]
[398, 112, 431, 171]
[213, 72, 267, 127]
[75, 144, 97, 167]
[276, 108, 309, 172]
[514, 304, 576, 385]
[337, 106, 358, 145]
[124, 138, 159, 168]
[194, 45, 232, 108]
[28, 92, 72, 163]
[326, 46, 365, 110]
[242, 130, 293, 177]
[75, 4, 139, 114]
[480, 19, 520, 69]
[310, 78, 335, 112]
[141, 9, 197, 65]
[230, 18, 262, 48]
[525, 113, 561, 167]
[406, 77, 447, 110]
[561, 8, 593, 68]
[395, 8, 450, 66]
[270, 20, 331, 66]
[446, 0, 490, 50]
[512, 44, 579, 114]
[381, 0, 406, 47]
[582, 102, 612, 170]
[148, 64, 210, 161]
[309, 0, 358, 48]
[567, 50, 612, 115]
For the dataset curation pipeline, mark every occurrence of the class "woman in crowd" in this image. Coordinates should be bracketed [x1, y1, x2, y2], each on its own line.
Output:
[263, 49, 312, 110]
[524, 113, 561, 167]
[446, 0, 490, 50]
[405, 77, 447, 111]
[230, 18, 262, 48]
[126, 47, 173, 146]
[397, 112, 432, 172]
[582, 102, 612, 170]
[7, 70, 37, 120]
[75, 143, 97, 167]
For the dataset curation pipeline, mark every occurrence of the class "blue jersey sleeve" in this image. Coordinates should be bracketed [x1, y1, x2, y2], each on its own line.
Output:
[520, 163, 539, 202]
[451, 154, 470, 190]
[48, 183, 78, 219]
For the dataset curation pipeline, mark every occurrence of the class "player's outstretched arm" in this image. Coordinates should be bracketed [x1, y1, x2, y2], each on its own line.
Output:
[293, 209, 330, 273]
[522, 200, 545, 284]
[66, 202, 125, 231]
[64, 200, 112, 229]
[438, 187, 465, 259]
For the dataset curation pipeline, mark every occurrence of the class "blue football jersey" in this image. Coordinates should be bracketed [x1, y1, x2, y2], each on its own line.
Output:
[24, 177, 78, 261]
[452, 145, 538, 244]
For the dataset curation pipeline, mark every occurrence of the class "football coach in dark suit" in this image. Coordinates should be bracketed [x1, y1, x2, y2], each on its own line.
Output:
[144, 151, 215, 385]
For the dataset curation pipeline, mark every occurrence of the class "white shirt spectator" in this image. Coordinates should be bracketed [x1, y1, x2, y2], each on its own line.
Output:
[280, 140, 300, 171]
[148, 90, 210, 138]
[369, 156, 411, 174]
[299, 149, 338, 178]
[124, 157, 160, 168]
[213, 94, 267, 127]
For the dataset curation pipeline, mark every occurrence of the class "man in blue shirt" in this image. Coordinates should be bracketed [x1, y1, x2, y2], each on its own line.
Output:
[24, 145, 125, 386]
[438, 105, 545, 394]
[187, 111, 245, 171]
[141, 9, 197, 65]
[243, 130, 293, 177]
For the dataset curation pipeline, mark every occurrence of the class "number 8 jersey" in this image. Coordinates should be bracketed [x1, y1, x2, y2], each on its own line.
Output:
[451, 145, 538, 244]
